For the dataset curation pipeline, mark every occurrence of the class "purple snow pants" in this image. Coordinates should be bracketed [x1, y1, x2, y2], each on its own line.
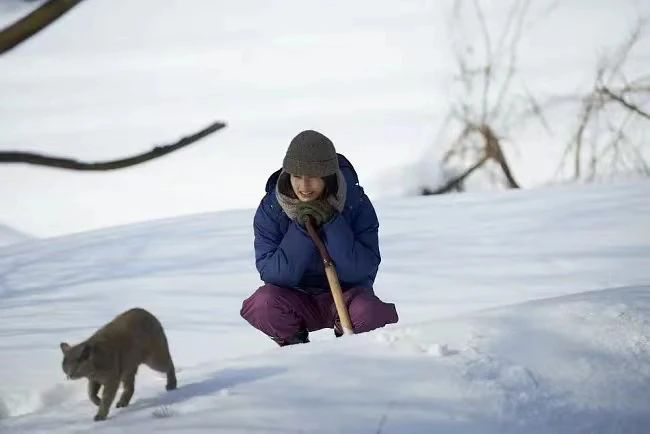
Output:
[240, 284, 399, 340]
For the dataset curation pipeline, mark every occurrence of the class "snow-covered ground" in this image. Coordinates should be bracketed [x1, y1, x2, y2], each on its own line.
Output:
[0, 224, 33, 247]
[1, 180, 649, 433]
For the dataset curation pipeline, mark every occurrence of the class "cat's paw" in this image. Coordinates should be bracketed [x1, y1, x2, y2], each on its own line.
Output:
[116, 400, 129, 408]
[94, 413, 107, 422]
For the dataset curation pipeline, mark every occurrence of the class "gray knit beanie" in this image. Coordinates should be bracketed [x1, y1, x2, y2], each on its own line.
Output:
[282, 130, 338, 177]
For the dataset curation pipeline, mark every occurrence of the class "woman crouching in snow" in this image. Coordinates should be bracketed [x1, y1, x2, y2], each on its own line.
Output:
[240, 130, 398, 346]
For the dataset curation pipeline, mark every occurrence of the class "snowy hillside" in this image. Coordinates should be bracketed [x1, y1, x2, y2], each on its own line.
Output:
[0, 224, 32, 247]
[1, 180, 649, 433]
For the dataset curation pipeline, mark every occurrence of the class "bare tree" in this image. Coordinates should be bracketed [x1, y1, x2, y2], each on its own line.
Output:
[424, 0, 541, 194]
[558, 21, 650, 180]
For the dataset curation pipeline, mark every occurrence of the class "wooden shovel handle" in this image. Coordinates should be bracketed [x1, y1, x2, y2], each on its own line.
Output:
[304, 217, 354, 335]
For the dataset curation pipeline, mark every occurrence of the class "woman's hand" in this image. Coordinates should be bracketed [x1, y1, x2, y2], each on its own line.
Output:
[296, 200, 334, 226]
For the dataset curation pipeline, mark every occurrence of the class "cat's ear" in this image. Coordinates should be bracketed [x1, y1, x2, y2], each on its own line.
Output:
[60, 342, 71, 353]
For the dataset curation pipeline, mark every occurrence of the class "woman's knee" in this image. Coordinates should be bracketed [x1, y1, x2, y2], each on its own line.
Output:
[240, 284, 295, 320]
[241, 285, 278, 317]
[348, 292, 398, 333]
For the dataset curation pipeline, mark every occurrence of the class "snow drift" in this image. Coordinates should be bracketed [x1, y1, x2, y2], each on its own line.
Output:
[0, 180, 649, 432]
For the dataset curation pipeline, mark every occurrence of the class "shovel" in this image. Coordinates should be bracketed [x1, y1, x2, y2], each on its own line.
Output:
[304, 217, 354, 335]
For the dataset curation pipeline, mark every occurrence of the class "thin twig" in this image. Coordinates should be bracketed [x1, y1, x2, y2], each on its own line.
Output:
[598, 87, 650, 120]
[472, 0, 493, 123]
[522, 82, 553, 135]
[490, 0, 530, 121]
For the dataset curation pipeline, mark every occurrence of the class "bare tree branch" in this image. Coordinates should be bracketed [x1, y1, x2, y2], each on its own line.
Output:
[490, 0, 530, 121]
[557, 19, 649, 181]
[0, 121, 226, 170]
[494, 0, 520, 55]
[601, 21, 644, 86]
[630, 140, 650, 176]
[598, 86, 650, 120]
[472, 0, 493, 122]
[432, 122, 520, 194]
[479, 123, 520, 188]
[0, 0, 84, 55]
[442, 124, 472, 163]
[522, 82, 553, 135]
[572, 95, 596, 179]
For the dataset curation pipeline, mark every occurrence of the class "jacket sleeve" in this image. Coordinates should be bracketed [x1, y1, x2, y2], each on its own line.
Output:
[253, 202, 314, 288]
[321, 194, 381, 284]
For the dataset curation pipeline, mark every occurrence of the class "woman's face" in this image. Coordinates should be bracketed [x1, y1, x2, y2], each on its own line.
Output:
[290, 174, 325, 202]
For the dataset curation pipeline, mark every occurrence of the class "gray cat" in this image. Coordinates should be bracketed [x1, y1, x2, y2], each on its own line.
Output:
[60, 308, 177, 421]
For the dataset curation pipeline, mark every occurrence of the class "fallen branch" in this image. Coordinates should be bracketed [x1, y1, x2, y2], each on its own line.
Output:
[422, 154, 489, 195]
[0, 121, 226, 170]
[0, 0, 84, 55]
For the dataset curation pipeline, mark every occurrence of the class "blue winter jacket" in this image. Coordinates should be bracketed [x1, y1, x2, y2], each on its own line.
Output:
[253, 154, 380, 293]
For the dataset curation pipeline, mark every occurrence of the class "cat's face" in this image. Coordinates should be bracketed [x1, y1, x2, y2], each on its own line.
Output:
[60, 342, 94, 379]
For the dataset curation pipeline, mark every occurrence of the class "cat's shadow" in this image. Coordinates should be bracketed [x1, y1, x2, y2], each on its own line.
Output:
[126, 366, 285, 411]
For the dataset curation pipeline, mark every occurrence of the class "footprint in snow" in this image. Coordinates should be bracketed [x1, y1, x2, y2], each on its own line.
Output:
[152, 405, 175, 418]
[375, 332, 458, 357]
